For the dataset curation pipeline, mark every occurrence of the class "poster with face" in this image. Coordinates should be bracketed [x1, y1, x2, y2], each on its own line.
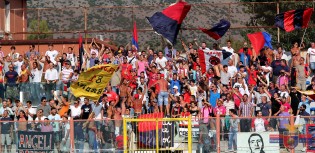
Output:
[237, 132, 280, 153]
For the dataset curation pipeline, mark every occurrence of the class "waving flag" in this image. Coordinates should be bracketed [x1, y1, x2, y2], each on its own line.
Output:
[146, 0, 191, 45]
[138, 112, 163, 148]
[198, 49, 232, 73]
[132, 21, 139, 50]
[275, 8, 313, 32]
[247, 32, 273, 54]
[199, 19, 231, 40]
[70, 64, 118, 100]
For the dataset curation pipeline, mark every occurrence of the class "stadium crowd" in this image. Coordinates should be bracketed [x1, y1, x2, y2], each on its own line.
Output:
[0, 38, 314, 152]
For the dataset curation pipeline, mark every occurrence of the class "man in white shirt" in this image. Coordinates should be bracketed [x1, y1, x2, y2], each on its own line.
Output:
[307, 42, 315, 74]
[13, 55, 24, 74]
[45, 63, 59, 100]
[126, 50, 137, 69]
[155, 51, 168, 72]
[66, 47, 76, 69]
[222, 40, 235, 66]
[70, 99, 82, 119]
[45, 44, 59, 65]
[30, 61, 43, 102]
[227, 59, 238, 78]
[26, 101, 36, 122]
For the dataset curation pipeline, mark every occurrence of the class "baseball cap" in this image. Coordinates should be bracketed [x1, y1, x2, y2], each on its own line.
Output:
[173, 86, 178, 89]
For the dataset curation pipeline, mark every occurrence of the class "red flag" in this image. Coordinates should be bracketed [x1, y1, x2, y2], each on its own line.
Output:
[247, 32, 265, 55]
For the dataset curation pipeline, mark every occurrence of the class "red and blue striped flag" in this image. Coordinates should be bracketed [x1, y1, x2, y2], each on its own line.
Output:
[275, 8, 313, 32]
[199, 19, 231, 40]
[132, 21, 139, 50]
[146, 0, 191, 45]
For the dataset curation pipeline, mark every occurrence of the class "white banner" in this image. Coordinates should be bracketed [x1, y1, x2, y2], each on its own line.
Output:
[237, 132, 279, 153]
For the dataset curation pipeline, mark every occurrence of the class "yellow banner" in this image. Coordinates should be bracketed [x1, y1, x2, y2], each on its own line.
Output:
[70, 64, 118, 100]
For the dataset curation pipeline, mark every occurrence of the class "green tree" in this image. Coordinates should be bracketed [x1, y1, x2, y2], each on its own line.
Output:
[240, 0, 315, 50]
[27, 19, 53, 40]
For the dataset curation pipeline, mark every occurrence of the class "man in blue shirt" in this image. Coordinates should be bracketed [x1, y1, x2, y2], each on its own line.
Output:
[169, 73, 181, 94]
[209, 84, 220, 107]
[4, 64, 19, 101]
[297, 94, 313, 115]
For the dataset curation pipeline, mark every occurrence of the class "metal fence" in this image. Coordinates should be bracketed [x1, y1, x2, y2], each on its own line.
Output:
[4, 1, 315, 50]
[0, 115, 314, 153]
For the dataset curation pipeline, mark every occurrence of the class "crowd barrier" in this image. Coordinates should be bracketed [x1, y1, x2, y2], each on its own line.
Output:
[0, 115, 313, 153]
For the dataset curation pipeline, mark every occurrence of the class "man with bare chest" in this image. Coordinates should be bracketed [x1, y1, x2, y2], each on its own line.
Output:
[119, 79, 129, 100]
[19, 64, 31, 92]
[150, 73, 170, 117]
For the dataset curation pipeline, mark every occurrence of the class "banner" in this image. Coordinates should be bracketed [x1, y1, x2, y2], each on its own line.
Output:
[237, 132, 280, 153]
[198, 49, 232, 73]
[70, 64, 118, 100]
[18, 131, 54, 153]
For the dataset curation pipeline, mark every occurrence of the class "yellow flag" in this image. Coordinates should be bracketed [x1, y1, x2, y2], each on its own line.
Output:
[70, 64, 118, 100]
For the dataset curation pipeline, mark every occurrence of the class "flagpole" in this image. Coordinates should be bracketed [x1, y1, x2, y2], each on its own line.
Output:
[300, 28, 307, 47]
[277, 2, 280, 43]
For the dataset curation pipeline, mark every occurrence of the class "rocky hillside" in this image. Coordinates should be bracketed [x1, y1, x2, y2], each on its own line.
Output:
[26, 0, 252, 49]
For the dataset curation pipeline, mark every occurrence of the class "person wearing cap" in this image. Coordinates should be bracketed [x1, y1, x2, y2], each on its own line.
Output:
[173, 86, 180, 97]
[59, 60, 73, 96]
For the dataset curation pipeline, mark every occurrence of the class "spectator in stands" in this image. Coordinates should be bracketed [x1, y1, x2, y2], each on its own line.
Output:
[41, 118, 53, 132]
[48, 107, 62, 151]
[239, 94, 253, 132]
[251, 111, 269, 132]
[228, 109, 239, 152]
[45, 63, 59, 100]
[1, 110, 13, 153]
[45, 44, 59, 65]
[5, 64, 19, 101]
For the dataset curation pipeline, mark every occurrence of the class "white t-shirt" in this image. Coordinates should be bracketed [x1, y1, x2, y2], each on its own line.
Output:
[27, 107, 37, 122]
[189, 85, 198, 97]
[254, 118, 266, 132]
[228, 66, 238, 77]
[155, 57, 168, 70]
[45, 68, 59, 81]
[222, 46, 234, 54]
[261, 66, 272, 84]
[14, 61, 24, 74]
[127, 56, 137, 69]
[31, 69, 42, 83]
[45, 50, 59, 65]
[67, 53, 76, 66]
[307, 47, 315, 62]
[48, 114, 61, 131]
[70, 105, 82, 118]
[233, 82, 249, 95]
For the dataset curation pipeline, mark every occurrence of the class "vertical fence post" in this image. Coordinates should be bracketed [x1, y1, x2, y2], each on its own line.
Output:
[123, 118, 128, 153]
[290, 115, 295, 153]
[69, 117, 75, 152]
[216, 115, 221, 153]
[156, 119, 159, 153]
[187, 115, 192, 153]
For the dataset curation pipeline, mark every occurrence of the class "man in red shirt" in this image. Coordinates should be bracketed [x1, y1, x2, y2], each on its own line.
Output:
[120, 57, 132, 80]
[106, 85, 119, 106]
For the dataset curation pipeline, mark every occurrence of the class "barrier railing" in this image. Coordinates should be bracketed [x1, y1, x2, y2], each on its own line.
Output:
[0, 115, 314, 152]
